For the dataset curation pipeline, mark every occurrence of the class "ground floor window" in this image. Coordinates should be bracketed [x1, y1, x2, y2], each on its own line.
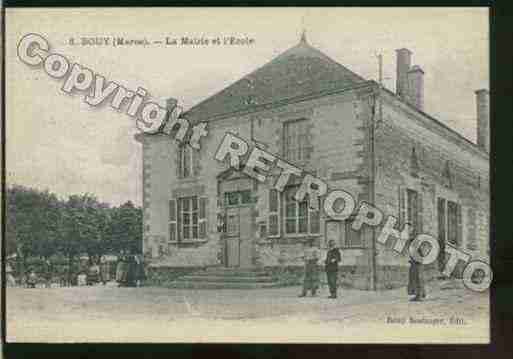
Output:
[438, 197, 462, 248]
[179, 196, 199, 240]
[325, 220, 361, 248]
[283, 186, 320, 236]
[169, 196, 207, 242]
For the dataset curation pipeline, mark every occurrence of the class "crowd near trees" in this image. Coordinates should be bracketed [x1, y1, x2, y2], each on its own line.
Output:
[6, 185, 143, 279]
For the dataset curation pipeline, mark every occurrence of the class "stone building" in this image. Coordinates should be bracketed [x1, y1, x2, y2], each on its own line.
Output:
[137, 35, 489, 290]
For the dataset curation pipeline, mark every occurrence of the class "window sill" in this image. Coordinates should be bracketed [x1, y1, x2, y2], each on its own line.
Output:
[283, 233, 321, 238]
[169, 239, 208, 244]
[177, 177, 199, 184]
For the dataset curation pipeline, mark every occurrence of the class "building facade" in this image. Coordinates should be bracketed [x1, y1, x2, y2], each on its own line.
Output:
[137, 37, 489, 290]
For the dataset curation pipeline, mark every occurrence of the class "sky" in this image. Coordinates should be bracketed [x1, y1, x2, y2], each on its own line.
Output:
[5, 7, 489, 206]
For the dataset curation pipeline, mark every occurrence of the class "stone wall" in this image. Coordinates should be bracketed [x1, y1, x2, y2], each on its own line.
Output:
[372, 91, 490, 289]
[142, 88, 373, 282]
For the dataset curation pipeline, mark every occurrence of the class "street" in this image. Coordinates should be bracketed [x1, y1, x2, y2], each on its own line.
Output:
[6, 280, 489, 343]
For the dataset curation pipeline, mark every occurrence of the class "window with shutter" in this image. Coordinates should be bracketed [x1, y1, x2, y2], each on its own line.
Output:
[345, 219, 362, 247]
[268, 189, 280, 237]
[169, 199, 177, 242]
[176, 197, 200, 241]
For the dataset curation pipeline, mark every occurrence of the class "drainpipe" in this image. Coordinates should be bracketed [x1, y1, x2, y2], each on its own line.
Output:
[369, 85, 379, 291]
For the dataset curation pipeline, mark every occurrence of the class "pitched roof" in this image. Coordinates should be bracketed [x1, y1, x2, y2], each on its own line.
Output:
[183, 36, 366, 122]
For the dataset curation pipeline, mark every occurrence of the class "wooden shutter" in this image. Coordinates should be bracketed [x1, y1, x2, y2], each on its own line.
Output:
[304, 121, 314, 160]
[193, 148, 201, 177]
[176, 146, 182, 179]
[417, 191, 423, 233]
[199, 197, 207, 239]
[268, 189, 280, 237]
[169, 199, 177, 242]
[437, 198, 446, 271]
[466, 208, 477, 250]
[456, 203, 463, 248]
[309, 198, 320, 234]
[398, 185, 406, 226]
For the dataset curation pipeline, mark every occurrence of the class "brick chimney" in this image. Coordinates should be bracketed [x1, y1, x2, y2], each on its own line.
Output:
[475, 89, 490, 152]
[407, 65, 424, 111]
[396, 48, 425, 111]
[395, 48, 412, 100]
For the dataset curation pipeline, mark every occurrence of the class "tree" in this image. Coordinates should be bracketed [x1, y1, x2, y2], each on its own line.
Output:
[6, 185, 143, 279]
[60, 194, 110, 266]
[106, 201, 142, 255]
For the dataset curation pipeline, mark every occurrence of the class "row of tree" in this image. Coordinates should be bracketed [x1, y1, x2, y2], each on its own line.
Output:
[6, 185, 142, 271]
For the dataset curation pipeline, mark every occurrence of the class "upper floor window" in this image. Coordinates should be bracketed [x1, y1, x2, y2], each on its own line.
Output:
[410, 148, 420, 178]
[283, 119, 312, 163]
[178, 144, 194, 179]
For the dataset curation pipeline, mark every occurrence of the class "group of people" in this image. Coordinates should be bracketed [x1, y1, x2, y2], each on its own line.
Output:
[12, 252, 148, 288]
[298, 239, 341, 299]
[115, 253, 146, 287]
[298, 239, 427, 302]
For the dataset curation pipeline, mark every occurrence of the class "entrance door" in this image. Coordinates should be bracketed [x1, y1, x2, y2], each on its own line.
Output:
[238, 207, 253, 268]
[225, 206, 253, 267]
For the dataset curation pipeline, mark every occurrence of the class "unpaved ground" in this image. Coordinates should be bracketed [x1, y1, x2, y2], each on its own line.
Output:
[6, 281, 489, 343]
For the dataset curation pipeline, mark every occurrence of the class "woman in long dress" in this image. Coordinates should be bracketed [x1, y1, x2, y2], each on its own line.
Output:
[116, 254, 127, 286]
[100, 255, 110, 285]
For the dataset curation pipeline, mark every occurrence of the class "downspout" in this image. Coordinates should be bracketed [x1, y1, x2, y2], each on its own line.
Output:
[369, 85, 379, 291]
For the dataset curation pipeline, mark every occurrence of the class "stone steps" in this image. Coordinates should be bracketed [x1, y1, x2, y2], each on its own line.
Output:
[171, 267, 282, 289]
[168, 281, 281, 290]
[204, 269, 269, 277]
[177, 275, 275, 283]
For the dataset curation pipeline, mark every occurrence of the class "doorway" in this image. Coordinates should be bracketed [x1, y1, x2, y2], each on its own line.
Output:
[224, 190, 254, 268]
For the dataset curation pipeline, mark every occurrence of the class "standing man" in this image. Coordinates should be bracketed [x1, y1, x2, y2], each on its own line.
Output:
[408, 245, 426, 301]
[325, 240, 341, 299]
[298, 239, 320, 297]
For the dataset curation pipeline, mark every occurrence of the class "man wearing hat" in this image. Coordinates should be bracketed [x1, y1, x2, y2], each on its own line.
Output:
[298, 239, 320, 297]
[325, 240, 341, 299]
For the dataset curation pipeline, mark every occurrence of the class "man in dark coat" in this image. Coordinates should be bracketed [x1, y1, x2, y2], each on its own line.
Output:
[325, 240, 341, 299]
[408, 257, 426, 301]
